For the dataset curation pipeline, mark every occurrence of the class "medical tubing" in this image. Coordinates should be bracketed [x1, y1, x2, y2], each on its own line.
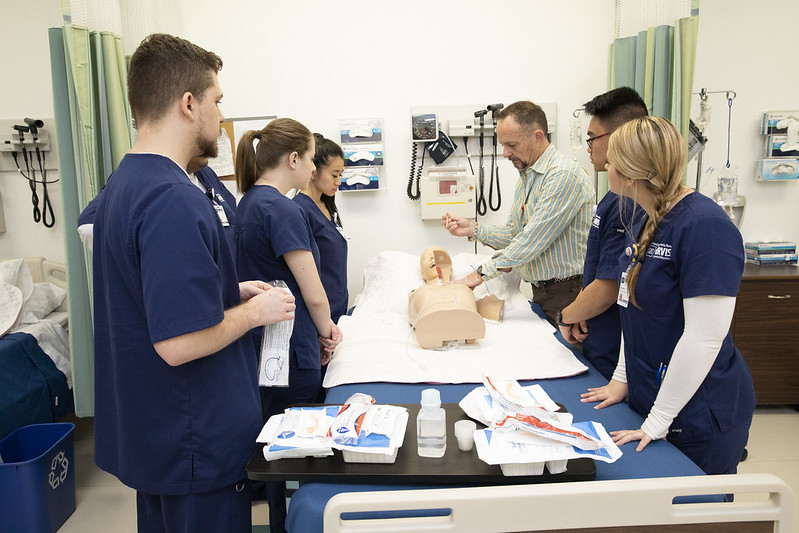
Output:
[488, 129, 501, 212]
[463, 137, 475, 175]
[725, 96, 733, 168]
[34, 141, 55, 228]
[476, 129, 487, 216]
[407, 142, 422, 200]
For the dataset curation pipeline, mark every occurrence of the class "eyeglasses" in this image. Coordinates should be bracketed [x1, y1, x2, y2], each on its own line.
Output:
[586, 132, 611, 148]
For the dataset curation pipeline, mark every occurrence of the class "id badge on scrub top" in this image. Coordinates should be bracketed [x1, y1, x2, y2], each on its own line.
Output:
[617, 266, 630, 308]
[213, 203, 229, 226]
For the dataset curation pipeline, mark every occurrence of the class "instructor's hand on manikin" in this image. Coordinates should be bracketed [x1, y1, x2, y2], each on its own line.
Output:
[441, 213, 474, 238]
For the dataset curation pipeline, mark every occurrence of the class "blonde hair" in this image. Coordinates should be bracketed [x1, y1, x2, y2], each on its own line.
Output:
[235, 118, 313, 194]
[607, 116, 686, 307]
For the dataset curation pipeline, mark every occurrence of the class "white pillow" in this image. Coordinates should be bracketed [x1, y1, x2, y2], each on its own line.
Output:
[18, 282, 67, 325]
[0, 259, 34, 301]
[0, 282, 23, 335]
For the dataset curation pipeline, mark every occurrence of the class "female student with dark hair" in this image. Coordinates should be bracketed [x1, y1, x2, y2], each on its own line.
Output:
[234, 118, 342, 532]
[581, 116, 755, 477]
[294, 133, 349, 324]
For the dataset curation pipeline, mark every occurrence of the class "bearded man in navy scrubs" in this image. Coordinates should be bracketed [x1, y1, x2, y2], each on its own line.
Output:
[92, 33, 295, 533]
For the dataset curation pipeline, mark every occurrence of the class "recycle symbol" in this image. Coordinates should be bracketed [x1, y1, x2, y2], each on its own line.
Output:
[48, 450, 69, 489]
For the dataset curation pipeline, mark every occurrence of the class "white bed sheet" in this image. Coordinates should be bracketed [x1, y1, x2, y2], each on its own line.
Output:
[323, 251, 587, 388]
[1, 258, 72, 388]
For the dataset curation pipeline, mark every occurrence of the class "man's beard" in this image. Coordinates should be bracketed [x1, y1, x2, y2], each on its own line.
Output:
[197, 129, 219, 159]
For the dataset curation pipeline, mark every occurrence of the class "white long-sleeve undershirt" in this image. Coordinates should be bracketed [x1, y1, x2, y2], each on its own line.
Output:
[612, 295, 737, 440]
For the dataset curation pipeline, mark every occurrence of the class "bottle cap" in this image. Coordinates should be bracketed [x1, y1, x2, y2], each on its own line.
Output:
[421, 388, 441, 408]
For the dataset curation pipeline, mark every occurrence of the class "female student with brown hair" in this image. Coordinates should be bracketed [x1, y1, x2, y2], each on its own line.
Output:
[234, 118, 342, 532]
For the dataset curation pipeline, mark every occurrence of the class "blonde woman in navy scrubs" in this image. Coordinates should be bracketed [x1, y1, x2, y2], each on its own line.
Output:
[234, 118, 342, 533]
[581, 116, 755, 477]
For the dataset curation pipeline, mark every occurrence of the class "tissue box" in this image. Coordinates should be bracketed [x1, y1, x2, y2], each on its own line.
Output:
[757, 159, 799, 181]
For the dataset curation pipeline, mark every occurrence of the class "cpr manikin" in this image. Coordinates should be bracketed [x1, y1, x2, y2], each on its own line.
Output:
[408, 247, 504, 349]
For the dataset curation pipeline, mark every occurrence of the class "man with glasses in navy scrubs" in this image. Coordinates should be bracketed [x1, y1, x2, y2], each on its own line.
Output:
[557, 87, 648, 380]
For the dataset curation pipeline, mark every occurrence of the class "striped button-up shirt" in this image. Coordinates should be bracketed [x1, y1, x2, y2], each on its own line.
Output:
[476, 144, 593, 283]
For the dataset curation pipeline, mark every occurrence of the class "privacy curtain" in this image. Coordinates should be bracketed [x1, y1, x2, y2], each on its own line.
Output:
[48, 23, 132, 417]
[598, 14, 698, 196]
[609, 16, 699, 140]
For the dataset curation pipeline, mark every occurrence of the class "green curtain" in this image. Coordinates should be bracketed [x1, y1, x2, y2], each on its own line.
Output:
[603, 15, 699, 190]
[48, 23, 132, 417]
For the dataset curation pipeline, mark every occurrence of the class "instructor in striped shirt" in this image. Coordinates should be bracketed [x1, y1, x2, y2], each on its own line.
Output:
[443, 100, 593, 326]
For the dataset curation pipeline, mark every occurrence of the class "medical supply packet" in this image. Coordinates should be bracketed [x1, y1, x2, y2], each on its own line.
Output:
[461, 377, 622, 471]
[258, 406, 338, 461]
[474, 420, 622, 465]
[257, 400, 408, 462]
[333, 405, 409, 459]
[329, 393, 375, 445]
[459, 379, 571, 426]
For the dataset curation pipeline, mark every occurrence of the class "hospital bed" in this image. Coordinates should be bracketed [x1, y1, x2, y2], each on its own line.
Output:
[323, 473, 793, 532]
[275, 251, 790, 532]
[0, 257, 72, 438]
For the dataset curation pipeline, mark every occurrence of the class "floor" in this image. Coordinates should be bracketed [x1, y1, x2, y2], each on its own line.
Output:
[56, 406, 799, 532]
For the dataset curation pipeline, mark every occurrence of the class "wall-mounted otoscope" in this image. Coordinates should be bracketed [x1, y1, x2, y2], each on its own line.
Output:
[9, 118, 56, 227]
[486, 104, 504, 212]
[24, 117, 44, 134]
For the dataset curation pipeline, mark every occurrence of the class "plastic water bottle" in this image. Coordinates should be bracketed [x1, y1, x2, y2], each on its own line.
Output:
[417, 388, 446, 458]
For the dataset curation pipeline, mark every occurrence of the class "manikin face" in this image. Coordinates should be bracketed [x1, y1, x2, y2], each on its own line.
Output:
[497, 116, 541, 170]
[420, 247, 452, 283]
[310, 156, 344, 197]
[587, 116, 612, 172]
[195, 74, 224, 159]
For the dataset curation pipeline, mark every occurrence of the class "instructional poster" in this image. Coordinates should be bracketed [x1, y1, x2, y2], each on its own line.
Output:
[208, 116, 276, 179]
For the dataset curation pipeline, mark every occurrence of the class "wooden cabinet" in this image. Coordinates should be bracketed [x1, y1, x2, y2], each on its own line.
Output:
[730, 264, 799, 405]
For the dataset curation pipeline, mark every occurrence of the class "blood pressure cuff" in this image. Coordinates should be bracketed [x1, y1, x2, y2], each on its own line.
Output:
[427, 130, 458, 164]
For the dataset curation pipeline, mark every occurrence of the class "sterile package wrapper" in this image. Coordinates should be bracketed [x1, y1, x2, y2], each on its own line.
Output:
[474, 420, 622, 473]
[257, 406, 339, 461]
[459, 382, 567, 427]
[336, 406, 409, 463]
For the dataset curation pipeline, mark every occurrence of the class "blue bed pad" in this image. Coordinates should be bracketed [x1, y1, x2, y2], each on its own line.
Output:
[285, 303, 719, 532]
[0, 332, 73, 439]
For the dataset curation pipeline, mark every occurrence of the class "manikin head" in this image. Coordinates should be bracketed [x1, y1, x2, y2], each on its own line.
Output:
[420, 247, 452, 283]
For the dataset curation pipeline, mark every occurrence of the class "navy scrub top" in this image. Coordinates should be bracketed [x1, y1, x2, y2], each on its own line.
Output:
[235, 185, 322, 369]
[582, 192, 643, 380]
[79, 166, 237, 256]
[618, 192, 755, 446]
[293, 193, 349, 323]
[92, 153, 261, 495]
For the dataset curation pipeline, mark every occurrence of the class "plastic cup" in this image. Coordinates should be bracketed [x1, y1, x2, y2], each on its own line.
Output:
[454, 420, 477, 451]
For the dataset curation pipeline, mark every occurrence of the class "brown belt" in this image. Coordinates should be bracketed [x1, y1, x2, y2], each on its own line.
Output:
[533, 274, 582, 288]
